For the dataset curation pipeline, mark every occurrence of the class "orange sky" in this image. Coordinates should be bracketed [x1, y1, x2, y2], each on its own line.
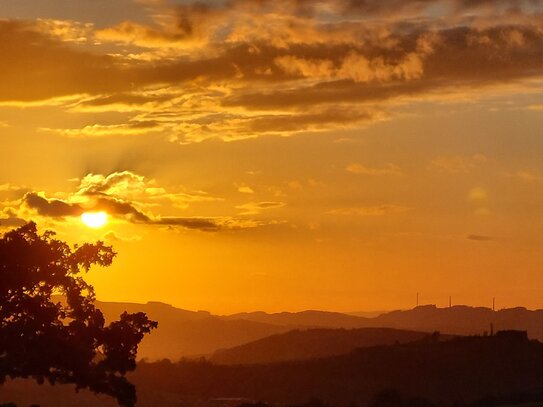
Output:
[1, 0, 543, 313]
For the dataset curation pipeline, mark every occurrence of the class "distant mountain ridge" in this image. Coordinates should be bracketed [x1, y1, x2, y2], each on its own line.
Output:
[222, 310, 369, 328]
[95, 300, 292, 361]
[90, 300, 543, 361]
[370, 305, 543, 339]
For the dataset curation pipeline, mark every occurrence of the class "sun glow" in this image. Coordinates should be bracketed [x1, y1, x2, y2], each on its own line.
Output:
[81, 212, 108, 228]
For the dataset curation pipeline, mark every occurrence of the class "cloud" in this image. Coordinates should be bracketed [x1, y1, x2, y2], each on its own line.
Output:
[468, 187, 488, 202]
[168, 106, 385, 143]
[22, 191, 151, 222]
[41, 121, 163, 138]
[0, 208, 27, 229]
[346, 163, 403, 176]
[506, 169, 542, 182]
[76, 171, 149, 197]
[95, 20, 194, 48]
[236, 184, 255, 194]
[70, 93, 174, 113]
[5, 171, 278, 232]
[153, 216, 268, 231]
[467, 234, 493, 241]
[103, 231, 142, 243]
[429, 154, 487, 174]
[0, 20, 129, 102]
[93, 196, 151, 223]
[75, 171, 221, 208]
[0, 217, 27, 228]
[1, 1, 543, 142]
[23, 192, 83, 217]
[33, 19, 94, 43]
[327, 205, 411, 216]
[20, 189, 268, 231]
[0, 184, 30, 200]
[236, 201, 286, 215]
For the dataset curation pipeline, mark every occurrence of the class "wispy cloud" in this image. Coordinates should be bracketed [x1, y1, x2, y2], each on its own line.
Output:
[346, 163, 403, 176]
[236, 201, 286, 215]
[467, 234, 493, 241]
[327, 205, 411, 216]
[429, 154, 487, 174]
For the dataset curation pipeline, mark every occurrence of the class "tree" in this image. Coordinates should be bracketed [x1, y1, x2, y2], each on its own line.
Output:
[0, 222, 158, 406]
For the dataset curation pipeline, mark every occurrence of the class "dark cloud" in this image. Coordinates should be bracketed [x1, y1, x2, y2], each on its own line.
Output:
[4, 15, 543, 104]
[77, 93, 172, 108]
[23, 191, 149, 221]
[93, 197, 151, 223]
[19, 183, 266, 232]
[0, 217, 27, 228]
[224, 24, 543, 110]
[24, 192, 83, 217]
[0, 20, 129, 101]
[2, 0, 543, 140]
[154, 217, 227, 231]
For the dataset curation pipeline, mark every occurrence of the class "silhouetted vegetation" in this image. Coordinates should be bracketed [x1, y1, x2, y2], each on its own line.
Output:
[0, 222, 157, 407]
[3, 332, 543, 406]
[128, 331, 543, 406]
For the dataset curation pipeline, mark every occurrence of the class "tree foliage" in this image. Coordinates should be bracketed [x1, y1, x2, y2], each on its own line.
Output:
[0, 222, 157, 406]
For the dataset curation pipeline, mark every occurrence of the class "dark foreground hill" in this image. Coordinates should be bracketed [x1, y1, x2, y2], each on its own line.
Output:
[3, 331, 543, 407]
[131, 331, 543, 406]
[210, 327, 441, 365]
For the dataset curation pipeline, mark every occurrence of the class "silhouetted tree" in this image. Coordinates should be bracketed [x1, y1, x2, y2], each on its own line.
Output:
[0, 222, 157, 407]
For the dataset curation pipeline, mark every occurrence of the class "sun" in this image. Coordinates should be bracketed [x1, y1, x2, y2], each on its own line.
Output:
[81, 212, 108, 228]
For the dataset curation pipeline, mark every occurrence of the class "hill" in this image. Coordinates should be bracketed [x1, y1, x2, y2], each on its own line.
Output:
[132, 330, 543, 406]
[4, 331, 543, 407]
[210, 327, 439, 365]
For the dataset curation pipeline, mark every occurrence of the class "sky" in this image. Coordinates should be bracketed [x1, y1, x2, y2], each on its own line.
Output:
[1, 0, 543, 314]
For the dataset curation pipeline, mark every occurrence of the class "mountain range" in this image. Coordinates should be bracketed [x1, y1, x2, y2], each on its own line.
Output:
[94, 301, 543, 361]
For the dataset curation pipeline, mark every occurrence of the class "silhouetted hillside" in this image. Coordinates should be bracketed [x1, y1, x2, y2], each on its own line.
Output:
[211, 328, 441, 365]
[132, 331, 543, 406]
[3, 331, 543, 407]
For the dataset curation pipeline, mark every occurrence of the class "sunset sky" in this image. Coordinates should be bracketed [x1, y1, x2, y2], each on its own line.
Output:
[1, 0, 543, 313]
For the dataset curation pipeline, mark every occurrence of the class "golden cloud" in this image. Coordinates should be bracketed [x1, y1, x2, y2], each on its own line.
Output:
[327, 205, 412, 216]
[346, 163, 403, 176]
[0, 0, 542, 142]
[0, 171, 279, 232]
